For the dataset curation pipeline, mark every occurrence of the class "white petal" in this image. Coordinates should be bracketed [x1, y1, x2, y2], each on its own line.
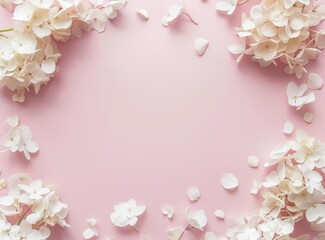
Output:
[247, 155, 259, 168]
[83, 228, 96, 239]
[6, 116, 19, 127]
[41, 59, 56, 74]
[228, 44, 243, 55]
[195, 38, 209, 56]
[205, 232, 218, 240]
[187, 186, 200, 202]
[282, 120, 293, 135]
[136, 9, 149, 20]
[307, 73, 323, 90]
[216, 1, 232, 11]
[167, 227, 184, 240]
[221, 173, 238, 189]
[214, 210, 225, 219]
[250, 180, 261, 195]
[161, 204, 174, 219]
[304, 112, 313, 124]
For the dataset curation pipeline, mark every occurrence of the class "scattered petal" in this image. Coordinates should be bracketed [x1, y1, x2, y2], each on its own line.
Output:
[307, 73, 323, 90]
[304, 112, 313, 124]
[195, 38, 209, 56]
[136, 9, 149, 20]
[247, 155, 259, 168]
[187, 186, 200, 202]
[283, 120, 294, 135]
[214, 209, 225, 219]
[221, 173, 238, 190]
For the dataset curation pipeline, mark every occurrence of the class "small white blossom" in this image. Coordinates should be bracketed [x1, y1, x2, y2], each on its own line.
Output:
[110, 199, 145, 229]
[1, 116, 39, 160]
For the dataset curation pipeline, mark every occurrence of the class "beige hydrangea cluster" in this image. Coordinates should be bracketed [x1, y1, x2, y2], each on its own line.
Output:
[218, 0, 325, 79]
[223, 130, 325, 240]
[0, 173, 69, 240]
[0, 0, 126, 102]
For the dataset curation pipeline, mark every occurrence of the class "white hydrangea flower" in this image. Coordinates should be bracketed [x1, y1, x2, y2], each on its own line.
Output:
[286, 82, 315, 110]
[0, 0, 126, 102]
[110, 199, 145, 230]
[222, 0, 325, 80]
[1, 116, 39, 160]
[0, 173, 69, 240]
[162, 0, 198, 27]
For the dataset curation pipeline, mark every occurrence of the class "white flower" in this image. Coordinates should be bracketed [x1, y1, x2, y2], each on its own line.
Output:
[1, 116, 39, 160]
[161, 204, 174, 219]
[287, 82, 315, 110]
[110, 199, 145, 228]
[187, 186, 200, 202]
[0, 173, 69, 240]
[223, 0, 325, 80]
[82, 218, 98, 239]
[299, 164, 323, 194]
[186, 208, 207, 231]
[162, 0, 197, 27]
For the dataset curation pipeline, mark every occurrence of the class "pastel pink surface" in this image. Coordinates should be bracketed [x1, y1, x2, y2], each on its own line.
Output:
[0, 1, 325, 239]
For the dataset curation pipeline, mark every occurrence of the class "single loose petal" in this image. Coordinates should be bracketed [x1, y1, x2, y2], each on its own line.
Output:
[221, 173, 238, 190]
[214, 210, 225, 219]
[136, 9, 149, 20]
[195, 38, 209, 56]
[283, 121, 293, 135]
[247, 156, 259, 168]
[308, 73, 323, 90]
[187, 186, 200, 202]
[304, 112, 313, 124]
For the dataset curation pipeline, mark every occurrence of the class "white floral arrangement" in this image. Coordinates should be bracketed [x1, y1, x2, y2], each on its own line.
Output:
[221, 130, 325, 240]
[0, 173, 69, 240]
[0, 0, 126, 102]
[217, 0, 325, 79]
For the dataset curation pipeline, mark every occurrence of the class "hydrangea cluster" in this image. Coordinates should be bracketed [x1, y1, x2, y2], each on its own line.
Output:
[1, 116, 39, 160]
[0, 173, 69, 240]
[224, 130, 325, 239]
[0, 0, 126, 102]
[218, 0, 325, 79]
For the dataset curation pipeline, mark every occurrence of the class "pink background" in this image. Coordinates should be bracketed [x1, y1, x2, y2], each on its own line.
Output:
[1, 1, 325, 239]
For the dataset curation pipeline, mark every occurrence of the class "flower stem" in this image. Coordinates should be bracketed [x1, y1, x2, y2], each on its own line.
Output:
[132, 225, 140, 232]
[0, 149, 9, 153]
[0, 28, 13, 33]
[182, 12, 198, 25]
[17, 206, 32, 224]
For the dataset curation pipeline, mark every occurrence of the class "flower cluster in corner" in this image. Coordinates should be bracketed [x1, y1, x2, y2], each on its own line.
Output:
[0, 173, 69, 240]
[217, 0, 325, 79]
[1, 115, 39, 160]
[0, 0, 126, 102]
[220, 130, 325, 240]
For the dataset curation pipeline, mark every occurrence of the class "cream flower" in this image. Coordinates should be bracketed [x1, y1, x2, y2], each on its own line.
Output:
[110, 199, 146, 229]
[1, 116, 39, 160]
